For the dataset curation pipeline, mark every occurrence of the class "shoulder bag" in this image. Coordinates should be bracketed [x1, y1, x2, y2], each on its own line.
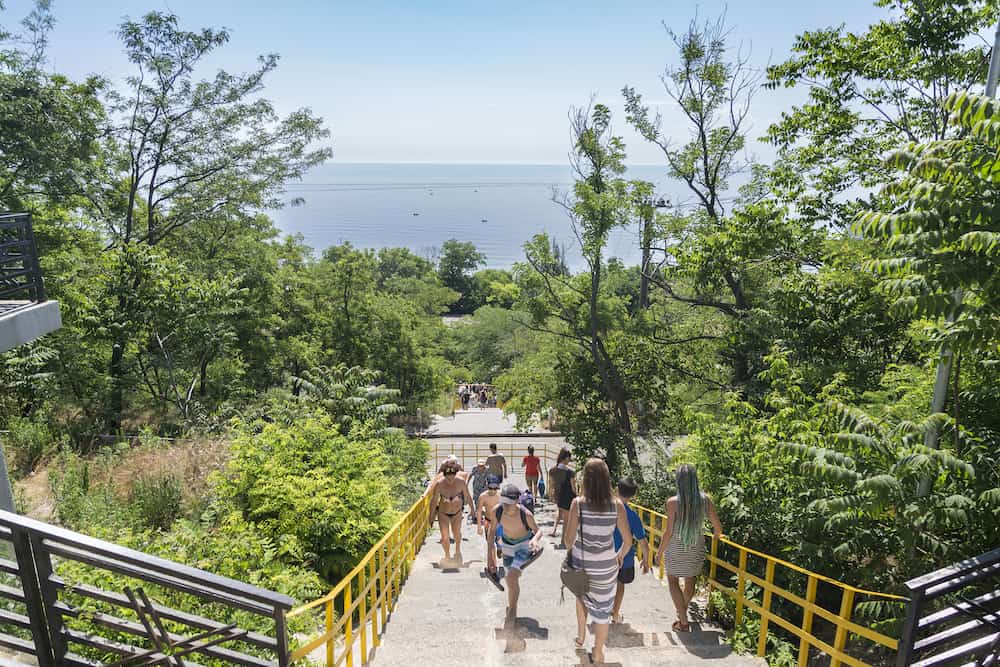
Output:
[560, 503, 589, 600]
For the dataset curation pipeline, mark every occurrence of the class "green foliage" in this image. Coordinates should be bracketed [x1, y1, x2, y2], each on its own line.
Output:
[438, 239, 486, 314]
[765, 0, 998, 229]
[857, 91, 1000, 351]
[214, 413, 420, 581]
[128, 471, 183, 530]
[1, 416, 61, 477]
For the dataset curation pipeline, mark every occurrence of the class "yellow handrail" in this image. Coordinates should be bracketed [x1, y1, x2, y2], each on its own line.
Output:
[632, 504, 905, 667]
[287, 491, 431, 665]
[290, 438, 904, 667]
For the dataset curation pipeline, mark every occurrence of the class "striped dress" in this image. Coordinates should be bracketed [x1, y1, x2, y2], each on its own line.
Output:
[571, 499, 619, 624]
[666, 495, 707, 577]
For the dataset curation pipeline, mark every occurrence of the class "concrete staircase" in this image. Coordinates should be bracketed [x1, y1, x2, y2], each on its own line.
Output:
[369, 492, 765, 667]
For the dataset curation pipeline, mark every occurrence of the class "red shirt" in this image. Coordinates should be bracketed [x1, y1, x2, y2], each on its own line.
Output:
[522, 455, 540, 477]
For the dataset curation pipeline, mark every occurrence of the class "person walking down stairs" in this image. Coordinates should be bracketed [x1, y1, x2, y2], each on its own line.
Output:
[654, 463, 724, 632]
[563, 458, 632, 665]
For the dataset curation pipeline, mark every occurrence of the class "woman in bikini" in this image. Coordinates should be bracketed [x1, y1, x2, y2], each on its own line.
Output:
[427, 461, 474, 562]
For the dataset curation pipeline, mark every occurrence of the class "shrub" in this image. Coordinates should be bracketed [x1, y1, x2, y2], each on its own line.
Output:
[129, 472, 183, 530]
[215, 412, 404, 582]
[3, 417, 60, 477]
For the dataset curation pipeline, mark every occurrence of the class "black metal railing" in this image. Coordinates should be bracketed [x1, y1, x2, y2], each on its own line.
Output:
[0, 510, 294, 666]
[897, 546, 1000, 666]
[0, 213, 46, 302]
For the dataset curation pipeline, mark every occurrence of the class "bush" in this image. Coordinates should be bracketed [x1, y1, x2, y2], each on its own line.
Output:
[129, 472, 183, 530]
[214, 412, 405, 582]
[3, 417, 61, 477]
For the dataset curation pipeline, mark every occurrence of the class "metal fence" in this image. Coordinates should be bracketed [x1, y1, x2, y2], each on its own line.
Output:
[632, 503, 906, 667]
[0, 213, 46, 302]
[287, 494, 431, 666]
[0, 509, 294, 666]
[896, 546, 1000, 666]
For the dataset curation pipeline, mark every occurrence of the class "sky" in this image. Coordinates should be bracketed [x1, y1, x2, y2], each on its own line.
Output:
[5, 0, 890, 165]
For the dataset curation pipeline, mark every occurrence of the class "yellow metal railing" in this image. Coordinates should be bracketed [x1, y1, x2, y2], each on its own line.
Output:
[633, 504, 906, 667]
[287, 492, 431, 666]
[290, 438, 904, 667]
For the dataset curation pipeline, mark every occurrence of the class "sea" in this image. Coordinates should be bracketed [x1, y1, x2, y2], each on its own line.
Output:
[273, 163, 674, 271]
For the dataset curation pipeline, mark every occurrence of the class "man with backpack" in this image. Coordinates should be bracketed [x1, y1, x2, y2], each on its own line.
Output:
[487, 484, 543, 618]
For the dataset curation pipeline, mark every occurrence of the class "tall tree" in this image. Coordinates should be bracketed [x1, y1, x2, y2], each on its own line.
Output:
[517, 104, 643, 474]
[765, 0, 1000, 228]
[624, 16, 816, 390]
[437, 239, 486, 314]
[93, 12, 330, 429]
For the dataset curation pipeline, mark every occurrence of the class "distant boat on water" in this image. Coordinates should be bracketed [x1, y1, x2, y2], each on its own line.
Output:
[481, 218, 488, 223]
[412, 212, 420, 216]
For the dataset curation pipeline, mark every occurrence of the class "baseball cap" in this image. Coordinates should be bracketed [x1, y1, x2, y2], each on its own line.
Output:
[487, 474, 502, 489]
[501, 484, 521, 501]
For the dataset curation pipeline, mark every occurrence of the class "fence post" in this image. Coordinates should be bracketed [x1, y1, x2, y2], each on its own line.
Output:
[325, 598, 335, 666]
[756, 559, 776, 656]
[379, 543, 388, 629]
[10, 528, 54, 667]
[370, 555, 380, 648]
[28, 534, 65, 663]
[360, 566, 368, 663]
[707, 535, 719, 617]
[895, 587, 923, 667]
[830, 588, 855, 667]
[345, 583, 354, 667]
[797, 575, 818, 667]
[735, 548, 748, 625]
[271, 607, 290, 667]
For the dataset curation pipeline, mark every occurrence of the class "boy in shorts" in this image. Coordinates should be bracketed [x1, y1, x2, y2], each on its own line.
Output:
[487, 484, 544, 618]
[612, 477, 650, 623]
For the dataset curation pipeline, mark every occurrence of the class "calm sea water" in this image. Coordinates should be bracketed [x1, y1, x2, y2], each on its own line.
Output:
[273, 163, 672, 270]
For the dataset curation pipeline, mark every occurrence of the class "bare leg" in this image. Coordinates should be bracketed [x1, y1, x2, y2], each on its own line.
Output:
[612, 581, 625, 622]
[575, 597, 587, 645]
[592, 621, 609, 663]
[667, 575, 688, 625]
[449, 514, 464, 561]
[506, 569, 521, 618]
[682, 576, 697, 615]
[550, 508, 564, 537]
[438, 513, 452, 560]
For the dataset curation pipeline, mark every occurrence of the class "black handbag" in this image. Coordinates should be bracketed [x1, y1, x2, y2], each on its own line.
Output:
[560, 503, 589, 600]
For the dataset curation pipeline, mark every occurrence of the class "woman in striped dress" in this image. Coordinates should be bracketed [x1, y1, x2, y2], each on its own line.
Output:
[654, 464, 723, 632]
[563, 459, 632, 664]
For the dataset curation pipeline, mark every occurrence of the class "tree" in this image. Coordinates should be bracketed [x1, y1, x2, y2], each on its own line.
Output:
[93, 12, 330, 429]
[624, 16, 817, 391]
[437, 239, 485, 314]
[857, 91, 1000, 352]
[0, 2, 104, 211]
[517, 104, 643, 475]
[765, 0, 999, 229]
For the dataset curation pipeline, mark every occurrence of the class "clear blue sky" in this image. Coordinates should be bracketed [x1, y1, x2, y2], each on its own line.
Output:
[7, 0, 887, 164]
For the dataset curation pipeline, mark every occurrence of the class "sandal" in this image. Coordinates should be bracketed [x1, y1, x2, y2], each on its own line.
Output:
[574, 637, 586, 649]
[672, 620, 691, 633]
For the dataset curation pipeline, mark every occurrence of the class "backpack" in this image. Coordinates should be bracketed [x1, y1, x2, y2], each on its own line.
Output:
[518, 490, 535, 515]
[495, 504, 531, 531]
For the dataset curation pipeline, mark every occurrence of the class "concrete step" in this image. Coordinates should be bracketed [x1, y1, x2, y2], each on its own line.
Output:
[365, 480, 765, 666]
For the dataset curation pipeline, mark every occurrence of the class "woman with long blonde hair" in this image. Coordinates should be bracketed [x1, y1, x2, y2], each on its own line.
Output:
[654, 464, 723, 632]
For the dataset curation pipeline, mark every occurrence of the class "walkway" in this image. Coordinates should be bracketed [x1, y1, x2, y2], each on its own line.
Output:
[369, 410, 764, 666]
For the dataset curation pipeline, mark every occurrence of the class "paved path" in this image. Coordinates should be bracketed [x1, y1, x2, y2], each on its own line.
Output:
[368, 409, 764, 667]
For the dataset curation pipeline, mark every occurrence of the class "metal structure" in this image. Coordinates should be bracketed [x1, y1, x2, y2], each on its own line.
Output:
[633, 503, 906, 667]
[0, 509, 293, 666]
[0, 213, 46, 304]
[896, 546, 1000, 667]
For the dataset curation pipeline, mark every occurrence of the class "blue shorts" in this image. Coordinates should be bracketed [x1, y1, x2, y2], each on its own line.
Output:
[503, 546, 533, 571]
